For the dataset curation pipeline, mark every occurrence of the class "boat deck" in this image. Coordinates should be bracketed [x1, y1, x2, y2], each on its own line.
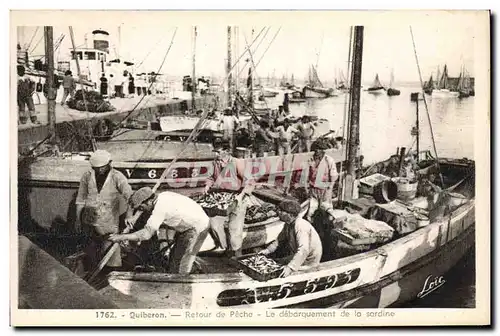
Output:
[17, 94, 211, 151]
[17, 95, 197, 131]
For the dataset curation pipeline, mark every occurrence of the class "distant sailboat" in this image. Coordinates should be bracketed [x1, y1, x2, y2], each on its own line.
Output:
[367, 73, 385, 94]
[456, 65, 472, 99]
[303, 64, 336, 98]
[386, 69, 400, 96]
[432, 64, 459, 98]
[423, 74, 434, 95]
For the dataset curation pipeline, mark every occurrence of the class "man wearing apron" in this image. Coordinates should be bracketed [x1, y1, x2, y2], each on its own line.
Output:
[75, 150, 133, 272]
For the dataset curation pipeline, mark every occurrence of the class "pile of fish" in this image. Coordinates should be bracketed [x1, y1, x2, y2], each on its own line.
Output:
[238, 254, 283, 277]
[194, 192, 279, 223]
[245, 203, 278, 223]
[195, 192, 236, 215]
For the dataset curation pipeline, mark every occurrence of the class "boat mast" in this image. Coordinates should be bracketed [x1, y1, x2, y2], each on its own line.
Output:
[343, 25, 363, 201]
[44, 26, 57, 146]
[249, 28, 254, 109]
[192, 26, 197, 112]
[234, 26, 239, 93]
[226, 26, 233, 107]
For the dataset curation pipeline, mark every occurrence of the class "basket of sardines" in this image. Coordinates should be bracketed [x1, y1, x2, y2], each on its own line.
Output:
[232, 253, 283, 282]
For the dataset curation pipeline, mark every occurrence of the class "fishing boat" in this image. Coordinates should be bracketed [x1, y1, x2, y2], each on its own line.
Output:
[367, 73, 385, 94]
[303, 65, 337, 98]
[423, 75, 434, 95]
[455, 65, 473, 99]
[386, 69, 401, 96]
[432, 64, 459, 98]
[289, 90, 306, 104]
[90, 26, 475, 310]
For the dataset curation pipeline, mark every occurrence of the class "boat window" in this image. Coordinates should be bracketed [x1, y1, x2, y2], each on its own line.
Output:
[71, 51, 83, 60]
[84, 52, 96, 60]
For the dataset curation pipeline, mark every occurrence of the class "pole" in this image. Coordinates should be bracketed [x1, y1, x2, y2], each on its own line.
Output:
[343, 26, 363, 201]
[235, 26, 239, 93]
[192, 26, 197, 112]
[227, 26, 233, 107]
[249, 28, 254, 109]
[416, 95, 420, 162]
[44, 26, 57, 146]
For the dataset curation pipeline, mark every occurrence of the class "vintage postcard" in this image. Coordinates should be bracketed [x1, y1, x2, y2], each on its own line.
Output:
[10, 10, 490, 327]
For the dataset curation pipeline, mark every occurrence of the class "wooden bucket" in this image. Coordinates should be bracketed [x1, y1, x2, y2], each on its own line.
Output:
[392, 177, 419, 201]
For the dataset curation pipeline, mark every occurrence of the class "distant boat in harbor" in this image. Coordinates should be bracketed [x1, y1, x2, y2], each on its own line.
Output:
[423, 74, 434, 95]
[367, 73, 385, 94]
[386, 69, 401, 96]
[303, 64, 337, 98]
[432, 64, 459, 98]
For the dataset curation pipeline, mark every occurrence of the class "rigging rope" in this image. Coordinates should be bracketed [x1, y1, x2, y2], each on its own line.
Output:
[110, 27, 179, 129]
[237, 26, 271, 79]
[26, 27, 39, 52]
[409, 26, 444, 185]
[69, 26, 95, 150]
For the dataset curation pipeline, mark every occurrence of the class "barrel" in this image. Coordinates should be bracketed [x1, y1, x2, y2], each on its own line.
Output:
[392, 177, 419, 201]
[373, 180, 398, 204]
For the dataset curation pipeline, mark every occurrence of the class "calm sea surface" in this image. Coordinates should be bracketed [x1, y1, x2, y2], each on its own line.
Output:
[265, 85, 476, 308]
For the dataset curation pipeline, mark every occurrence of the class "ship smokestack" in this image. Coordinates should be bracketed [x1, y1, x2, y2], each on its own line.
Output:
[92, 29, 110, 53]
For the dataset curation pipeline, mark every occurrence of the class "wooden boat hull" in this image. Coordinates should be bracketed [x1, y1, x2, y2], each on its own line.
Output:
[367, 87, 385, 95]
[303, 87, 336, 98]
[432, 89, 459, 98]
[387, 88, 401, 96]
[289, 98, 307, 103]
[100, 199, 475, 309]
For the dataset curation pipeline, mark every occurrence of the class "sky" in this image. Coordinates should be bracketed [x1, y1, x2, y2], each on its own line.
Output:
[17, 17, 476, 86]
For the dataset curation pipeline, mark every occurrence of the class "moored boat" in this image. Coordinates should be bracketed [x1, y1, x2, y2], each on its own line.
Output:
[386, 69, 401, 96]
[367, 74, 385, 94]
[432, 64, 459, 98]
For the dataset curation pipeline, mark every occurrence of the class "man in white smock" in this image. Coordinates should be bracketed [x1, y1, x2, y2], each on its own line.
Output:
[109, 188, 210, 275]
[75, 150, 133, 271]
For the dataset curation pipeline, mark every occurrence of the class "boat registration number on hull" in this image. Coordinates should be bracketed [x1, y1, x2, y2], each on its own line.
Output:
[217, 268, 361, 307]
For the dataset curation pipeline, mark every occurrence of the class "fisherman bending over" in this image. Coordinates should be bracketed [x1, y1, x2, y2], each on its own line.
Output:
[259, 200, 323, 278]
[109, 188, 210, 275]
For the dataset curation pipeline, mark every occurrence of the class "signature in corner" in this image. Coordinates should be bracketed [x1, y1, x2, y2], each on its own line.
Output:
[417, 275, 446, 299]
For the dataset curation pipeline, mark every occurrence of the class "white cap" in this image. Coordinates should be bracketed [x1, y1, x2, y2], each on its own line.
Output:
[89, 150, 111, 168]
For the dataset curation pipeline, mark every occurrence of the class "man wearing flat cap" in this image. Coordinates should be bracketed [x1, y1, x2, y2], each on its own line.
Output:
[259, 200, 322, 278]
[109, 188, 210, 275]
[75, 150, 133, 271]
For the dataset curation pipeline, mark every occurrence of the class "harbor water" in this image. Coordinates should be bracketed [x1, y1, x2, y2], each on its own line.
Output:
[265, 84, 476, 308]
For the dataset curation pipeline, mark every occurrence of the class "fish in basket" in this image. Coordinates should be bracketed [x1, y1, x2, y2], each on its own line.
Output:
[232, 254, 284, 282]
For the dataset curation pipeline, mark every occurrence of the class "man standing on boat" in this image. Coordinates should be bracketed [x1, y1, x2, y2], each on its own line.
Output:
[305, 146, 339, 222]
[267, 118, 301, 155]
[75, 150, 134, 272]
[204, 140, 242, 193]
[218, 109, 240, 154]
[108, 188, 210, 275]
[260, 200, 322, 278]
[297, 116, 316, 152]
